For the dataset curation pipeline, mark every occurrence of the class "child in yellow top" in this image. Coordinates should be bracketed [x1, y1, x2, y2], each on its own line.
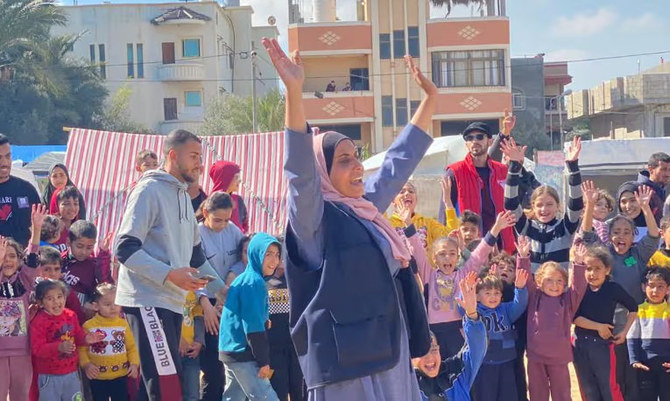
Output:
[180, 291, 204, 401]
[79, 283, 139, 400]
[389, 178, 459, 255]
[648, 216, 670, 268]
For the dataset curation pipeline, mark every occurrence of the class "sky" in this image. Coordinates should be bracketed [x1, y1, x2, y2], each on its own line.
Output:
[72, 0, 670, 91]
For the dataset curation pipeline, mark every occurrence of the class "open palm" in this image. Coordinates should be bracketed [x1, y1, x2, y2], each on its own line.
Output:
[262, 37, 304, 90]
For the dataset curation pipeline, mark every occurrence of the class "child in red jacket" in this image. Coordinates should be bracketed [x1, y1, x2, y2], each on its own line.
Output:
[30, 279, 103, 401]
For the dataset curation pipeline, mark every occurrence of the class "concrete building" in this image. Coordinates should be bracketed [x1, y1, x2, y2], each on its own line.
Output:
[566, 62, 670, 139]
[510, 56, 545, 142]
[544, 62, 572, 145]
[54, 2, 279, 134]
[288, 0, 512, 152]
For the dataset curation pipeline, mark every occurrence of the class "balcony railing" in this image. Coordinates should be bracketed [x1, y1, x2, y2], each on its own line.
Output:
[158, 62, 205, 81]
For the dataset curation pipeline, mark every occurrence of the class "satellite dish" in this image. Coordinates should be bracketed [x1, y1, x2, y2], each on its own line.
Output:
[268, 16, 276, 25]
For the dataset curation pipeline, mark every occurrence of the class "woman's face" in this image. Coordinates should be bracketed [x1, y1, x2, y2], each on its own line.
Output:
[619, 191, 641, 219]
[394, 184, 417, 212]
[50, 167, 68, 189]
[329, 140, 364, 198]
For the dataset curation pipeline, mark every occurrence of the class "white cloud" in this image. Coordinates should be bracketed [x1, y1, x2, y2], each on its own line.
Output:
[621, 13, 661, 32]
[551, 8, 617, 37]
[545, 49, 588, 62]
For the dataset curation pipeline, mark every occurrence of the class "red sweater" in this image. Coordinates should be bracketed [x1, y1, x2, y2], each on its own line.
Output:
[30, 308, 86, 375]
[61, 250, 112, 301]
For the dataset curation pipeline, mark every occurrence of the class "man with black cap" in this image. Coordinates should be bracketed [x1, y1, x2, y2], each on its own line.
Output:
[439, 122, 515, 254]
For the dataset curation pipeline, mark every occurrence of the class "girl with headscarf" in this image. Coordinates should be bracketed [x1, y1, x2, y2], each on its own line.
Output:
[616, 181, 663, 242]
[41, 164, 86, 220]
[209, 161, 248, 233]
[263, 38, 435, 400]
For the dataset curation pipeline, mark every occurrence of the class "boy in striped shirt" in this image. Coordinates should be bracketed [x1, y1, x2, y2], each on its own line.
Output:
[626, 268, 670, 401]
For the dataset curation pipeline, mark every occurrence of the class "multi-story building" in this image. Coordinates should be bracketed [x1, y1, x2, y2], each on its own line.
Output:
[54, 1, 279, 134]
[566, 62, 670, 139]
[510, 56, 545, 142]
[544, 62, 572, 143]
[288, 0, 512, 152]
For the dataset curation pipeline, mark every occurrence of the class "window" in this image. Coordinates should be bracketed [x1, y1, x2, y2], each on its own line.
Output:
[431, 50, 505, 87]
[350, 68, 369, 91]
[318, 124, 362, 141]
[89, 44, 95, 63]
[393, 31, 405, 59]
[410, 100, 420, 116]
[185, 91, 202, 107]
[382, 96, 393, 127]
[98, 44, 106, 79]
[379, 34, 390, 60]
[664, 117, 670, 137]
[408, 27, 419, 57]
[137, 44, 144, 78]
[182, 39, 201, 58]
[396, 98, 408, 126]
[127, 44, 134, 78]
[512, 90, 525, 110]
[164, 98, 178, 121]
[162, 42, 176, 64]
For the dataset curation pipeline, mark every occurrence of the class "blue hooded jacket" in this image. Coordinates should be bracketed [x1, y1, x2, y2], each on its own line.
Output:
[219, 233, 279, 366]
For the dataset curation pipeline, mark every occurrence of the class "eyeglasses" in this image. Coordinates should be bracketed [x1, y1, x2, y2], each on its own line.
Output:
[464, 133, 486, 142]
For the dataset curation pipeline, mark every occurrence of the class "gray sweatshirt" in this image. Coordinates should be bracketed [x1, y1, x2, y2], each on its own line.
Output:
[198, 222, 243, 280]
[115, 169, 225, 314]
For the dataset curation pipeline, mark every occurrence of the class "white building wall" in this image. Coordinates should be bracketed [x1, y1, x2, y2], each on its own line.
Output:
[53, 2, 279, 134]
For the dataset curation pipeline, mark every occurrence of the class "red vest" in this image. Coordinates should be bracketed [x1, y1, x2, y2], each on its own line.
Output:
[448, 154, 515, 254]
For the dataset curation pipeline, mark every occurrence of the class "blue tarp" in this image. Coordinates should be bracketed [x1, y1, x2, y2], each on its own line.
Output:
[11, 145, 67, 163]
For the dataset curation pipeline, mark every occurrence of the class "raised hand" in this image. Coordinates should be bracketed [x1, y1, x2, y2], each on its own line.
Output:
[515, 268, 529, 289]
[492, 210, 516, 236]
[581, 181, 599, 205]
[500, 137, 527, 164]
[565, 136, 582, 162]
[516, 235, 531, 258]
[31, 204, 48, 230]
[100, 231, 114, 252]
[405, 55, 437, 97]
[395, 199, 413, 226]
[441, 177, 454, 209]
[262, 37, 304, 91]
[501, 109, 516, 137]
[635, 185, 654, 212]
[455, 271, 478, 318]
[572, 242, 587, 264]
[449, 230, 466, 252]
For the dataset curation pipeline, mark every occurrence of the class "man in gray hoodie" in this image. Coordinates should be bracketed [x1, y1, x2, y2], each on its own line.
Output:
[115, 129, 227, 400]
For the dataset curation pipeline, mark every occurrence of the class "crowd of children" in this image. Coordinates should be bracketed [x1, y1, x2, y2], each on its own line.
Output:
[1, 117, 670, 401]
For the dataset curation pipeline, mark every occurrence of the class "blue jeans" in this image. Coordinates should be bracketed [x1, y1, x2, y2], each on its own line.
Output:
[223, 361, 279, 401]
[181, 356, 201, 401]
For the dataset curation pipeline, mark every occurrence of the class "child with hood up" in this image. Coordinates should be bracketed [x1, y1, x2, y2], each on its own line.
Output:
[218, 233, 281, 400]
[209, 161, 249, 233]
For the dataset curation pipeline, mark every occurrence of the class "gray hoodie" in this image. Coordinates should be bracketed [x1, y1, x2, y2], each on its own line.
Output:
[115, 169, 225, 314]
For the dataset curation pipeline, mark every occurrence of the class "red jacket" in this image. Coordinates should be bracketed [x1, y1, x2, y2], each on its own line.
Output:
[448, 154, 515, 254]
[30, 308, 87, 375]
[61, 250, 112, 300]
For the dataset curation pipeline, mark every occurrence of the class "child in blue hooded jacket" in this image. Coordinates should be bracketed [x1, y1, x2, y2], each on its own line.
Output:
[219, 233, 281, 401]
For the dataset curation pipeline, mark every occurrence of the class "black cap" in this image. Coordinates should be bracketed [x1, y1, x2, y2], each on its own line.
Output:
[462, 122, 492, 138]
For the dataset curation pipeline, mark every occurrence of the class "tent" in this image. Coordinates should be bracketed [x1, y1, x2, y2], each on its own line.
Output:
[24, 152, 66, 177]
[11, 161, 40, 192]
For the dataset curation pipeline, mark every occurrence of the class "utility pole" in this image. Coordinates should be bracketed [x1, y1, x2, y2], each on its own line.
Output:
[251, 42, 258, 133]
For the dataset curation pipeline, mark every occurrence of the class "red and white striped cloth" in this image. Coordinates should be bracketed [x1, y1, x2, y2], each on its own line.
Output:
[64, 128, 288, 241]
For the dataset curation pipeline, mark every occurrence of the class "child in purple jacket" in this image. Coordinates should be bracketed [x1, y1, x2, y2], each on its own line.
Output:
[517, 236, 587, 401]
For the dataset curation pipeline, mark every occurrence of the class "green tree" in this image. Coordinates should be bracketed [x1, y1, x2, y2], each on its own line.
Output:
[201, 89, 285, 136]
[510, 118, 551, 159]
[94, 84, 150, 134]
[429, 0, 485, 15]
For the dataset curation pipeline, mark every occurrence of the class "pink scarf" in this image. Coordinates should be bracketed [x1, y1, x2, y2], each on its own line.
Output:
[313, 133, 411, 264]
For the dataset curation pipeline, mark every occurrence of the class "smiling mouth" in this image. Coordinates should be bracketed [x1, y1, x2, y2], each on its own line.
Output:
[352, 177, 363, 185]
[424, 362, 437, 370]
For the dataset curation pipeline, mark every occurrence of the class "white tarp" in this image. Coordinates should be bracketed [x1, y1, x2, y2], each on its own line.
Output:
[569, 137, 670, 172]
[11, 161, 40, 192]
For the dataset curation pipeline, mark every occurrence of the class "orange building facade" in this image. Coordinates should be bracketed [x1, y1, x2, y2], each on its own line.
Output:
[288, 0, 512, 152]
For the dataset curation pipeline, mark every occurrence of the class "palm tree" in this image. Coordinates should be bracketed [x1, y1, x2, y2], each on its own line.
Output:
[429, 0, 486, 16]
[0, 0, 66, 68]
[201, 89, 286, 135]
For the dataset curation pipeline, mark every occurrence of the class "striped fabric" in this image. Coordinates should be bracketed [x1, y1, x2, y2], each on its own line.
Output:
[626, 301, 670, 363]
[504, 159, 583, 272]
[64, 128, 288, 241]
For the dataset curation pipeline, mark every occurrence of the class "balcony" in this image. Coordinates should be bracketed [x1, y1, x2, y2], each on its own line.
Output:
[288, 22, 372, 56]
[426, 18, 510, 48]
[433, 92, 511, 119]
[158, 62, 205, 81]
[302, 91, 374, 124]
